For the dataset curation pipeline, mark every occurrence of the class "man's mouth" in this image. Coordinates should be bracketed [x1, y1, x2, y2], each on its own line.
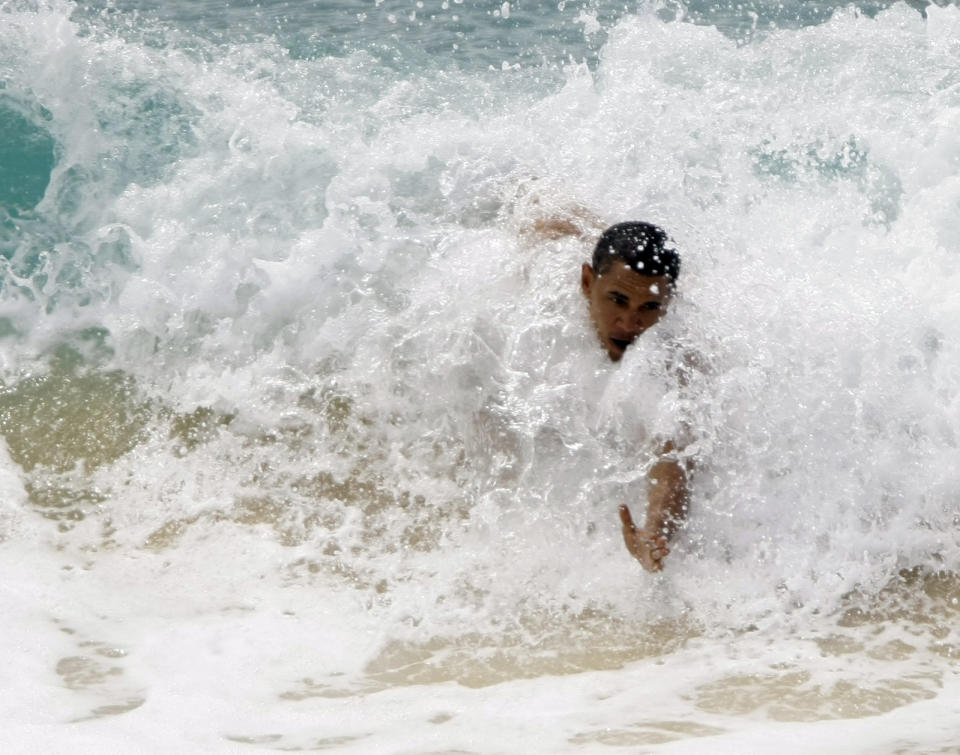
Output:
[610, 336, 635, 352]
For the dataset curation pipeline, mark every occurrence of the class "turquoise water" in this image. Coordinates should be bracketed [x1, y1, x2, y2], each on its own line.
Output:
[1, 0, 949, 316]
[72, 0, 935, 65]
[4, 0, 960, 751]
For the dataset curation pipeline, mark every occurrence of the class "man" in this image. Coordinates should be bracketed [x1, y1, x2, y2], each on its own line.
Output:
[535, 213, 689, 572]
[580, 222, 689, 573]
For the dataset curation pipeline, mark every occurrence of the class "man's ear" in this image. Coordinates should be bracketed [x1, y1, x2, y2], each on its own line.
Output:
[581, 263, 595, 297]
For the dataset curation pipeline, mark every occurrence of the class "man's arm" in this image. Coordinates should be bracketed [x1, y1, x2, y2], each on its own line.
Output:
[529, 209, 604, 241]
[619, 443, 689, 572]
[512, 179, 607, 242]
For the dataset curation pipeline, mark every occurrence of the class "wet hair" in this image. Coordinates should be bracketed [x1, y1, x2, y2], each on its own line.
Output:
[591, 221, 680, 282]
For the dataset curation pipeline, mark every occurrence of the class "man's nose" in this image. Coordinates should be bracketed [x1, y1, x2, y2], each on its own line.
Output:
[620, 310, 645, 332]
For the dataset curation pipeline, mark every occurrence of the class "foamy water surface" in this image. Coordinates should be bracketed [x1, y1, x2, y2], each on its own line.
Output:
[2, 0, 960, 750]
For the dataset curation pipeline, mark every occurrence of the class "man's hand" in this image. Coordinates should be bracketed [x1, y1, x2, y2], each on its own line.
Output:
[620, 449, 689, 572]
[512, 178, 607, 242]
[619, 504, 669, 572]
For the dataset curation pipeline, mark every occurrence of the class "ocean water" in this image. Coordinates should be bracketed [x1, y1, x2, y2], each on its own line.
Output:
[3, 0, 960, 750]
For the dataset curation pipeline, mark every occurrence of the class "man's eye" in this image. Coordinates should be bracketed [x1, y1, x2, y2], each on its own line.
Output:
[642, 302, 662, 310]
[608, 294, 628, 306]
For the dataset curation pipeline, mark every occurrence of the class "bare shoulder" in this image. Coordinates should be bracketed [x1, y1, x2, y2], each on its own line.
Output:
[667, 343, 711, 388]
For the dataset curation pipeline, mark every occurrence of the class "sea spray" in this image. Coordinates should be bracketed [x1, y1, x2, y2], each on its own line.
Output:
[2, 0, 960, 748]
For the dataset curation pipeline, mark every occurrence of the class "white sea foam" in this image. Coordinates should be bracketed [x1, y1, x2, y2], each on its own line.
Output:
[1, 0, 960, 750]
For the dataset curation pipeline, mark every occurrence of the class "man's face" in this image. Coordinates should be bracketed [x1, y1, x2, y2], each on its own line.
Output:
[581, 261, 673, 361]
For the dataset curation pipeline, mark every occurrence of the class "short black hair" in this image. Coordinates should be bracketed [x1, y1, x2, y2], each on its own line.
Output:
[591, 221, 680, 282]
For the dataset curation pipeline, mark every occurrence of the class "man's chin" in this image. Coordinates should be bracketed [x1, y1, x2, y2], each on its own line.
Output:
[607, 337, 634, 361]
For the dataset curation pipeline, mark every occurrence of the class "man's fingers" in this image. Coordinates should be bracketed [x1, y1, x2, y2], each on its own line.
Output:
[619, 509, 673, 571]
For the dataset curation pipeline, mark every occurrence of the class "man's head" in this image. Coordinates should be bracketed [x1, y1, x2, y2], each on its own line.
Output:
[581, 221, 680, 361]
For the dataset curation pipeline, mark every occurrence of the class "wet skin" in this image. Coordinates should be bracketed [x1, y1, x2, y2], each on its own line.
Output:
[580, 260, 687, 571]
[580, 262, 673, 361]
[619, 503, 669, 572]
